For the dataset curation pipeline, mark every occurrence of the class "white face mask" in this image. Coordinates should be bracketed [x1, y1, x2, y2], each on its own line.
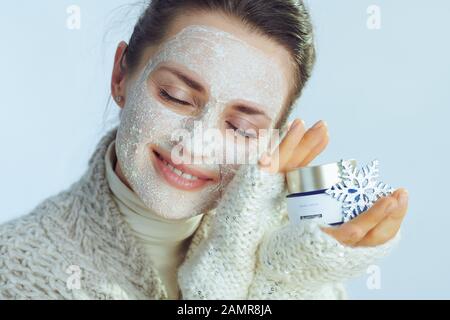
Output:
[116, 25, 288, 220]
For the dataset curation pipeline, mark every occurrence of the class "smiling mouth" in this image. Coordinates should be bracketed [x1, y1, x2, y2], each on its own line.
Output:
[151, 148, 218, 191]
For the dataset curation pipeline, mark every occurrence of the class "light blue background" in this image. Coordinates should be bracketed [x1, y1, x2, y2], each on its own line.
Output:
[1, 1, 448, 299]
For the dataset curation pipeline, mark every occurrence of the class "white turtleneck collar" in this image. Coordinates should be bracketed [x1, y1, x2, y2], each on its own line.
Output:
[104, 139, 204, 299]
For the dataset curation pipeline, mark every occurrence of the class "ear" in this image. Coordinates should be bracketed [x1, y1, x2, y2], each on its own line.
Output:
[111, 41, 128, 108]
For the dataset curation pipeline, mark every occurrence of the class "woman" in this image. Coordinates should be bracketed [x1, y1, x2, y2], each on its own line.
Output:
[0, 0, 408, 299]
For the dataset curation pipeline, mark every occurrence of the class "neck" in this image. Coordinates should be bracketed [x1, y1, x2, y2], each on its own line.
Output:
[114, 159, 133, 190]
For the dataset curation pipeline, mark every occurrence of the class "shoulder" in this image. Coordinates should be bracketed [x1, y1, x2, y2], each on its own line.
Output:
[0, 187, 74, 243]
[0, 189, 85, 299]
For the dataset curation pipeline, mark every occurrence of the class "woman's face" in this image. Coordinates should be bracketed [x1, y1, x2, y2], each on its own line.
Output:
[114, 12, 294, 219]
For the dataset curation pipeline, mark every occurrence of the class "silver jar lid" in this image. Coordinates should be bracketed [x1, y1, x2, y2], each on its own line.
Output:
[286, 159, 357, 194]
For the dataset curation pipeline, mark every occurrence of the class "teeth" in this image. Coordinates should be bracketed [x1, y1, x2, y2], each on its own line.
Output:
[161, 156, 199, 180]
[182, 172, 198, 180]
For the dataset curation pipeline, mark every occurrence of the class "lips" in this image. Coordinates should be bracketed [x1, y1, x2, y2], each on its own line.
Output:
[151, 147, 218, 191]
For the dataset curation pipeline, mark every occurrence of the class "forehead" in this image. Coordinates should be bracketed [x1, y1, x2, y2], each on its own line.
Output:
[142, 25, 288, 121]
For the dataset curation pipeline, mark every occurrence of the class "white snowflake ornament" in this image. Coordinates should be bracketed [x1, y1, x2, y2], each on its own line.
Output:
[325, 159, 394, 223]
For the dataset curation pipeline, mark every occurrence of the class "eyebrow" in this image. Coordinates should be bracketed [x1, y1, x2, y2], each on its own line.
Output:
[159, 64, 272, 121]
[233, 105, 272, 121]
[159, 65, 206, 93]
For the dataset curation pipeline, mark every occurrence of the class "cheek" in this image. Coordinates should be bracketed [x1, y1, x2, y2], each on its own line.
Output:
[122, 85, 187, 146]
[221, 134, 261, 165]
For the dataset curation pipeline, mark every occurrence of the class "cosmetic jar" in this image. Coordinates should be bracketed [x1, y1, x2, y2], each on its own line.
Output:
[286, 159, 357, 226]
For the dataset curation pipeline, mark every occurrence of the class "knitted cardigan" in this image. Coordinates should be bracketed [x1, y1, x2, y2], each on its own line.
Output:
[0, 127, 400, 299]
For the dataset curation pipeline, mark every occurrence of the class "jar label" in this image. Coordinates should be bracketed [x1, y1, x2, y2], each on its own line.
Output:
[287, 192, 343, 225]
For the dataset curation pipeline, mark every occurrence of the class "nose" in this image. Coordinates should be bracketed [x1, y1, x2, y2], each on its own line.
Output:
[178, 110, 223, 165]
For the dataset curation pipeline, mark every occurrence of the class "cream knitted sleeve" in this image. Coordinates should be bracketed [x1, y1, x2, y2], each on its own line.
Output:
[247, 219, 401, 299]
[177, 163, 287, 300]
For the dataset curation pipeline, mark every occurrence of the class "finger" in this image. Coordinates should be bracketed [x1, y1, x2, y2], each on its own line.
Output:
[321, 194, 398, 246]
[298, 132, 329, 167]
[356, 188, 409, 247]
[260, 118, 306, 173]
[284, 120, 329, 172]
[258, 120, 294, 171]
[298, 131, 329, 167]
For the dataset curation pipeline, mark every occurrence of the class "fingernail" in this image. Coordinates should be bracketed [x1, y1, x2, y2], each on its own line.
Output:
[385, 201, 398, 214]
[290, 119, 301, 131]
[399, 190, 409, 207]
[312, 120, 325, 129]
[287, 120, 294, 130]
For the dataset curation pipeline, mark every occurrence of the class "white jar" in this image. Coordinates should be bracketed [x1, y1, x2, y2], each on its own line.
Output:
[286, 159, 357, 226]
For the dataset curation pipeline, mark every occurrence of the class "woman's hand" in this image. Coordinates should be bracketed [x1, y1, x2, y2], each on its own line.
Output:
[258, 118, 329, 173]
[257, 117, 409, 248]
[321, 188, 408, 247]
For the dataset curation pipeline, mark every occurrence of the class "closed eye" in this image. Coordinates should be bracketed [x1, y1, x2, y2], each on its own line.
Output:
[225, 121, 257, 139]
[159, 88, 191, 106]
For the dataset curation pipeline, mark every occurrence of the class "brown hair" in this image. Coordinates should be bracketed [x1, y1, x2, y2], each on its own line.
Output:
[122, 0, 316, 129]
